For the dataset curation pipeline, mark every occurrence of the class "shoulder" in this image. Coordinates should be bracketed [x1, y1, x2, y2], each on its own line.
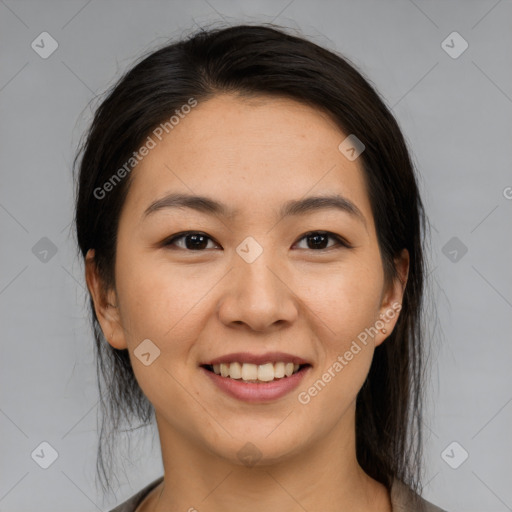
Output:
[108, 476, 164, 512]
[391, 479, 448, 512]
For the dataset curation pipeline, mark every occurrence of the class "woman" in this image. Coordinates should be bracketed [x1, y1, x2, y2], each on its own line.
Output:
[74, 24, 446, 512]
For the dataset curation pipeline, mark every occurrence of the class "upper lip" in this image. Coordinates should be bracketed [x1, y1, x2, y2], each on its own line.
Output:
[201, 352, 311, 366]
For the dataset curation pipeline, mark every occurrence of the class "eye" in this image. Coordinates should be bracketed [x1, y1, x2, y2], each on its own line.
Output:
[163, 230, 350, 251]
[294, 231, 351, 251]
[163, 231, 220, 251]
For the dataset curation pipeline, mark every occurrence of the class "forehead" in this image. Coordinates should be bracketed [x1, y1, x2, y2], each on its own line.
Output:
[122, 93, 373, 227]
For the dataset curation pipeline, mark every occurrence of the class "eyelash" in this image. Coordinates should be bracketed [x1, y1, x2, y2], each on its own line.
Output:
[162, 231, 352, 252]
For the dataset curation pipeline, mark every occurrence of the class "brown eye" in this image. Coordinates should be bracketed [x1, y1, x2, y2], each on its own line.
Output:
[164, 232, 219, 251]
[163, 230, 351, 252]
[294, 231, 350, 250]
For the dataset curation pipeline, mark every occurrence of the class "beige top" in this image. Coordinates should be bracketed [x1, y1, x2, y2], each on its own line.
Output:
[109, 476, 447, 511]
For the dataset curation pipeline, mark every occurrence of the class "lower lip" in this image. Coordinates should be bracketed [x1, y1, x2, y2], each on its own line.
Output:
[200, 366, 311, 403]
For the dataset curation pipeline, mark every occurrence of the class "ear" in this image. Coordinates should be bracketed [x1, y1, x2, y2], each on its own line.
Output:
[85, 249, 128, 350]
[374, 248, 409, 347]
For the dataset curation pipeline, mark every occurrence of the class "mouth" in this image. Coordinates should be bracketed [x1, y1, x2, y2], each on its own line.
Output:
[199, 352, 313, 402]
[200, 361, 312, 403]
[201, 362, 312, 383]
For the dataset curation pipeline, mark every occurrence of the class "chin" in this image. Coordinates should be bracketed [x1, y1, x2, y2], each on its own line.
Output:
[202, 428, 307, 468]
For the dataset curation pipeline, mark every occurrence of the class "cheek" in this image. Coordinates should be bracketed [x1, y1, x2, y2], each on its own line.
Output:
[299, 258, 384, 344]
[115, 247, 182, 327]
[294, 257, 383, 403]
[114, 255, 209, 412]
[115, 250, 220, 360]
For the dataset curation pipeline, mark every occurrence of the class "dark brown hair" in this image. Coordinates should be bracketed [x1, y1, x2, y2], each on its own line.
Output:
[74, 23, 431, 500]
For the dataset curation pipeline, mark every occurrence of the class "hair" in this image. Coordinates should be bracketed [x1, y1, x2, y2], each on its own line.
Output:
[73, 23, 431, 501]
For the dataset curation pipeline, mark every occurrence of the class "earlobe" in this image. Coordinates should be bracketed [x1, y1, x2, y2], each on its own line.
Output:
[85, 249, 128, 350]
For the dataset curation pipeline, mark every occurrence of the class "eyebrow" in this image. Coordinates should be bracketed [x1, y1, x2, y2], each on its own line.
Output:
[142, 192, 367, 228]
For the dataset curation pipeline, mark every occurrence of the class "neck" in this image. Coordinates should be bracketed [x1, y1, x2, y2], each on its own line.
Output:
[142, 403, 391, 512]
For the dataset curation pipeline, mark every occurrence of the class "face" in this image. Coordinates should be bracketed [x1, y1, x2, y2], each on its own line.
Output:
[86, 93, 408, 466]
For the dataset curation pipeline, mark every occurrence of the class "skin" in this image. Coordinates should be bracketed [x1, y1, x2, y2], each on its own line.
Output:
[86, 94, 409, 512]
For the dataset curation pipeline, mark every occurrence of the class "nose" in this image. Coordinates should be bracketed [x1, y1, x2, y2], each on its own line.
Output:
[217, 250, 298, 332]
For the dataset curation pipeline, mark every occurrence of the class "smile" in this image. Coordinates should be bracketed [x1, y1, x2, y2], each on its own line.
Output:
[203, 361, 309, 382]
[200, 363, 312, 402]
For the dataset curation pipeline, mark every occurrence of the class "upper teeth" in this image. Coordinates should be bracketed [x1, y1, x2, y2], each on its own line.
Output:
[213, 362, 301, 382]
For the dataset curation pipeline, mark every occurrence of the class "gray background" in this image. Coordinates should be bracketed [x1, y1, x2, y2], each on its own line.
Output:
[1, 0, 511, 511]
